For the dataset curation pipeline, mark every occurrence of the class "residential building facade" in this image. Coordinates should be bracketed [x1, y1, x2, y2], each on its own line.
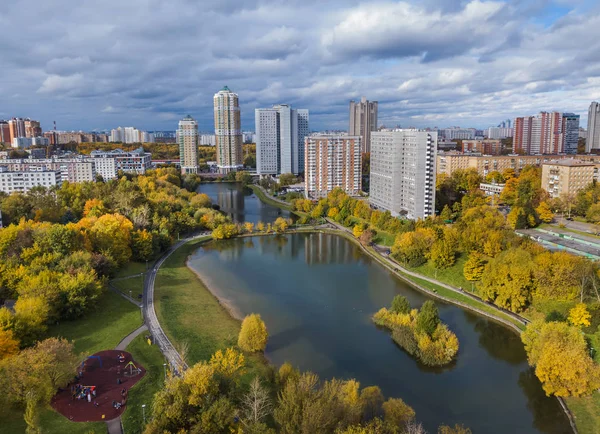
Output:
[370, 130, 437, 220]
[462, 139, 502, 155]
[541, 160, 595, 198]
[587, 102, 600, 152]
[0, 166, 62, 193]
[487, 127, 513, 139]
[304, 135, 361, 199]
[255, 105, 309, 175]
[178, 115, 199, 174]
[513, 112, 579, 154]
[214, 86, 243, 174]
[349, 97, 378, 153]
[562, 113, 580, 154]
[89, 148, 151, 178]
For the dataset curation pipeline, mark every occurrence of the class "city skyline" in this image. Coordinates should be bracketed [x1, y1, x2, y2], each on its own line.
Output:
[1, 1, 599, 132]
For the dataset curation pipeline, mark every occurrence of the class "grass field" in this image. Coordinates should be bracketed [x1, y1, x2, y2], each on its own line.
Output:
[154, 237, 272, 381]
[0, 290, 141, 433]
[121, 334, 167, 434]
[566, 393, 600, 434]
[114, 261, 148, 278]
[249, 185, 293, 211]
[112, 274, 145, 301]
[409, 255, 472, 290]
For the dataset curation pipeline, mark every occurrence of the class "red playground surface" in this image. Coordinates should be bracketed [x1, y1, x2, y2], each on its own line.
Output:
[51, 350, 146, 422]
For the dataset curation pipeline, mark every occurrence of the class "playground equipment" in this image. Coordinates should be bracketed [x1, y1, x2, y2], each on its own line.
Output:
[82, 355, 102, 369]
[123, 360, 142, 377]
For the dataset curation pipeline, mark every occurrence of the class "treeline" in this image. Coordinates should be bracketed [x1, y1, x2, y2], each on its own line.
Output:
[0, 168, 225, 351]
[212, 218, 294, 240]
[145, 346, 470, 434]
[374, 297, 459, 367]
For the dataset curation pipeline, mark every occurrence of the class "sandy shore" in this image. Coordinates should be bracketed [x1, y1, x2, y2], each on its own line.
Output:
[186, 257, 245, 321]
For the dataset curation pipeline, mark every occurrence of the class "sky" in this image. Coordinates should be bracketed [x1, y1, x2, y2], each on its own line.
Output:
[1, 0, 600, 132]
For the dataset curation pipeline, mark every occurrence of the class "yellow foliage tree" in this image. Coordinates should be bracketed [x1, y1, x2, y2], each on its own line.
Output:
[243, 222, 254, 234]
[238, 314, 268, 352]
[82, 198, 107, 218]
[0, 328, 19, 360]
[273, 217, 289, 234]
[522, 320, 600, 397]
[89, 213, 133, 266]
[382, 398, 415, 426]
[13, 296, 49, 345]
[535, 201, 554, 224]
[567, 303, 591, 328]
[210, 347, 245, 379]
[353, 224, 364, 238]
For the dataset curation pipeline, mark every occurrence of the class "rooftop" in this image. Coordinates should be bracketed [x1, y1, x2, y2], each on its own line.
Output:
[544, 159, 595, 167]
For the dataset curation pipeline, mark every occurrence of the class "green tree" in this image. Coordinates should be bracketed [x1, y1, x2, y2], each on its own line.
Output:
[438, 424, 472, 434]
[382, 397, 415, 427]
[235, 171, 253, 186]
[391, 295, 411, 314]
[440, 205, 452, 221]
[279, 173, 297, 187]
[132, 229, 155, 261]
[238, 314, 268, 352]
[416, 301, 439, 336]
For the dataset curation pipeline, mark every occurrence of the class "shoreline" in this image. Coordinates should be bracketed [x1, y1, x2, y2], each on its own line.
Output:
[185, 253, 245, 322]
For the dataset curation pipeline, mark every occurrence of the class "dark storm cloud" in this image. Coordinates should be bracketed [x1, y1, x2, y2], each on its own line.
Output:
[0, 0, 599, 131]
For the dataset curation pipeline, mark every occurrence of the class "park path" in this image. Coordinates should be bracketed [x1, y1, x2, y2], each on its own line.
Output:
[105, 324, 148, 434]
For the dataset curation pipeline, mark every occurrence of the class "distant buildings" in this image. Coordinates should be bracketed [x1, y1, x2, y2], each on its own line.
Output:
[200, 134, 216, 146]
[462, 139, 502, 155]
[587, 102, 600, 152]
[440, 128, 476, 140]
[89, 147, 152, 178]
[304, 135, 361, 199]
[214, 86, 243, 174]
[513, 112, 579, 154]
[349, 97, 378, 153]
[541, 159, 595, 198]
[178, 115, 199, 174]
[109, 127, 154, 143]
[487, 127, 513, 139]
[370, 130, 437, 220]
[255, 104, 309, 175]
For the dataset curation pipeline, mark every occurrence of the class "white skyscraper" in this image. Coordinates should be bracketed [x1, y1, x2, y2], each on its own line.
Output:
[178, 115, 199, 174]
[214, 86, 243, 174]
[370, 130, 437, 220]
[255, 105, 309, 175]
[587, 102, 600, 152]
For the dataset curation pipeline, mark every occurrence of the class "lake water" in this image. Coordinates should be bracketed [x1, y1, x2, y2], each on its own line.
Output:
[188, 233, 572, 434]
[198, 182, 295, 224]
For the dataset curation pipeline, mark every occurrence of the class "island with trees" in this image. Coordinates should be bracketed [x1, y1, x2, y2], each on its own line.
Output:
[373, 297, 459, 367]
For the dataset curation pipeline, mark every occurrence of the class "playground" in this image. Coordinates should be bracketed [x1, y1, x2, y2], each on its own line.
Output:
[51, 350, 146, 422]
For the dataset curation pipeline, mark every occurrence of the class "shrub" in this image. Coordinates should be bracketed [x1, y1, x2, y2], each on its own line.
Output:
[391, 295, 411, 314]
[392, 326, 418, 356]
[416, 301, 439, 336]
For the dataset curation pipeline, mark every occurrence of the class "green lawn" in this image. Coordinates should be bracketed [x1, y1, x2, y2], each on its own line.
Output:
[0, 406, 106, 434]
[249, 185, 292, 211]
[114, 261, 148, 278]
[121, 334, 167, 434]
[154, 236, 272, 375]
[566, 393, 600, 434]
[111, 275, 144, 301]
[409, 255, 471, 290]
[49, 289, 142, 356]
[373, 230, 396, 246]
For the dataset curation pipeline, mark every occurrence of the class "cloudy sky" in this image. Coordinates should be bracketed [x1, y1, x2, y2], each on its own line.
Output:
[1, 0, 600, 132]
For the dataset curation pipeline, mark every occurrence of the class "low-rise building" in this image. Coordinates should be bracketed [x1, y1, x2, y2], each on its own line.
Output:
[541, 159, 595, 198]
[0, 158, 95, 183]
[479, 182, 505, 197]
[462, 139, 502, 155]
[0, 166, 62, 193]
[89, 147, 151, 176]
[304, 135, 361, 199]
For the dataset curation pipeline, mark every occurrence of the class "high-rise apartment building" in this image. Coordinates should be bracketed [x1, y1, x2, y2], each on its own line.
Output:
[514, 112, 577, 154]
[304, 135, 361, 199]
[562, 113, 580, 154]
[178, 115, 199, 174]
[370, 130, 437, 220]
[24, 119, 42, 138]
[0, 121, 10, 144]
[8, 118, 26, 142]
[214, 86, 243, 174]
[255, 105, 309, 175]
[587, 102, 600, 152]
[487, 127, 513, 139]
[349, 97, 378, 153]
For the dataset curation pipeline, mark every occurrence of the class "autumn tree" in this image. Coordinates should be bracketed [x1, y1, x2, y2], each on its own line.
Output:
[13, 297, 49, 346]
[522, 320, 600, 397]
[359, 229, 374, 246]
[535, 202, 554, 223]
[238, 314, 268, 352]
[463, 251, 486, 283]
[132, 229, 154, 261]
[568, 303, 591, 328]
[438, 424, 472, 434]
[479, 249, 534, 312]
[382, 397, 415, 427]
[273, 217, 290, 233]
[533, 251, 584, 301]
[0, 328, 19, 360]
[430, 227, 458, 269]
[243, 222, 255, 234]
[391, 228, 436, 266]
[212, 223, 239, 240]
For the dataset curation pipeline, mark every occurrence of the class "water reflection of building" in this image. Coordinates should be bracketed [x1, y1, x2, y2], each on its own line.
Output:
[304, 233, 355, 265]
[217, 185, 245, 221]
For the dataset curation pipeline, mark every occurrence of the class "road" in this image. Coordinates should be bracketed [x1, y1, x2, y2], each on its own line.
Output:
[142, 232, 211, 375]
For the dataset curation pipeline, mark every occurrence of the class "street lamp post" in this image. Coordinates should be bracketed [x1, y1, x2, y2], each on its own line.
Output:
[163, 363, 167, 380]
[129, 290, 132, 300]
[142, 404, 146, 424]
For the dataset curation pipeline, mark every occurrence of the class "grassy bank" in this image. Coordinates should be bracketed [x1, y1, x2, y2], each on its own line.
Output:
[0, 290, 141, 433]
[121, 334, 167, 434]
[153, 237, 272, 377]
[248, 184, 293, 211]
[409, 256, 471, 291]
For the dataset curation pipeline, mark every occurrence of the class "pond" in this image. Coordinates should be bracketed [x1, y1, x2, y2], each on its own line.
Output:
[197, 182, 295, 224]
[188, 233, 572, 434]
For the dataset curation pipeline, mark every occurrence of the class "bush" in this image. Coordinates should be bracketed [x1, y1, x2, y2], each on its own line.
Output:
[392, 326, 418, 356]
[238, 314, 268, 352]
[416, 301, 439, 336]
